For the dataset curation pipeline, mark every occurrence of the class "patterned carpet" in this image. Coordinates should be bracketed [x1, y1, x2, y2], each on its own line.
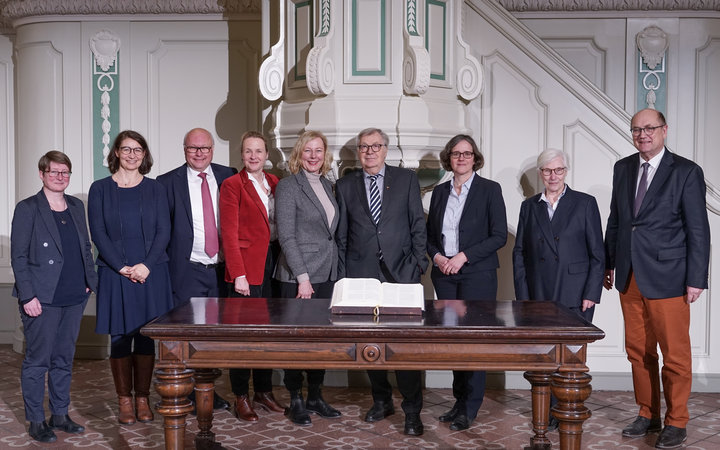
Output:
[0, 345, 719, 449]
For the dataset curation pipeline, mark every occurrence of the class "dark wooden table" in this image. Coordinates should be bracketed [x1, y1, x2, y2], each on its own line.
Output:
[141, 298, 604, 450]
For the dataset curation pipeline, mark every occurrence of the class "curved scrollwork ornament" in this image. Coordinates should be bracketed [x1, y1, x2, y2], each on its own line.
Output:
[403, 0, 430, 95]
[306, 0, 335, 96]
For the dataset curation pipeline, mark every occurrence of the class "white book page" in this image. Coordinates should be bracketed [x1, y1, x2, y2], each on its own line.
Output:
[379, 283, 425, 310]
[330, 278, 382, 307]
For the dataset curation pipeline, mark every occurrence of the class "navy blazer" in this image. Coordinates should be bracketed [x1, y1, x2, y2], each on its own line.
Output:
[513, 186, 604, 308]
[274, 171, 339, 284]
[426, 174, 507, 274]
[336, 165, 428, 283]
[157, 163, 236, 291]
[88, 176, 171, 271]
[605, 149, 710, 298]
[11, 190, 98, 304]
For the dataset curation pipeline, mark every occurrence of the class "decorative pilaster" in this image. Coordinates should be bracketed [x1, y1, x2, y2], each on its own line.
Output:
[636, 25, 668, 111]
[90, 30, 120, 172]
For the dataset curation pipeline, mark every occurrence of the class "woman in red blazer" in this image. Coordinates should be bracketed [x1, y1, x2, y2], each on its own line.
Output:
[219, 131, 285, 422]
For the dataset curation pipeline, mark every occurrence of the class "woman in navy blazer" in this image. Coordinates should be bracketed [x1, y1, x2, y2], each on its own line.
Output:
[512, 148, 604, 431]
[512, 149, 604, 321]
[274, 130, 342, 426]
[11, 151, 98, 443]
[426, 134, 507, 431]
[89, 130, 173, 426]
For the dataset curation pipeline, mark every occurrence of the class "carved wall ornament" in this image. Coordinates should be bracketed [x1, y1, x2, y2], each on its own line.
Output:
[498, 0, 720, 12]
[636, 25, 667, 109]
[636, 25, 668, 70]
[90, 29, 121, 167]
[455, 0, 483, 100]
[258, 0, 285, 101]
[403, 0, 430, 95]
[1, 0, 260, 20]
[306, 0, 335, 96]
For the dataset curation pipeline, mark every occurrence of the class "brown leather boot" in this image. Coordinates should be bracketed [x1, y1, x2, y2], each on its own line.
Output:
[234, 395, 259, 422]
[109, 357, 135, 425]
[132, 354, 155, 422]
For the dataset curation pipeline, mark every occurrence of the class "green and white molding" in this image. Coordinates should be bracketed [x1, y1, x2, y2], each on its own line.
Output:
[90, 29, 120, 177]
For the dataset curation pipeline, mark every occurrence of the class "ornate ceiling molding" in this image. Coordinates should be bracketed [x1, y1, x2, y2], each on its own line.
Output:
[1, 0, 260, 22]
[499, 0, 720, 12]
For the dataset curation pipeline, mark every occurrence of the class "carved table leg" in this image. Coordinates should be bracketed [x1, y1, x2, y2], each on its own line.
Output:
[523, 371, 553, 449]
[193, 368, 222, 450]
[551, 371, 592, 450]
[154, 367, 194, 450]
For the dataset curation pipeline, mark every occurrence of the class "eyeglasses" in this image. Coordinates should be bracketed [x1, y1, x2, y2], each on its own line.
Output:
[45, 170, 72, 178]
[450, 151, 474, 160]
[358, 143, 385, 153]
[185, 146, 212, 154]
[539, 167, 566, 176]
[119, 146, 145, 155]
[630, 124, 665, 137]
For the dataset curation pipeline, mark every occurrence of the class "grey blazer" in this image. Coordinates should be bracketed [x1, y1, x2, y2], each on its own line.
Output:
[274, 171, 339, 284]
[11, 190, 98, 304]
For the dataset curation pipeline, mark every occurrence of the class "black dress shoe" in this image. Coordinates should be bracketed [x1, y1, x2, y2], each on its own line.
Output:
[306, 396, 341, 418]
[213, 392, 230, 410]
[28, 421, 57, 443]
[285, 390, 311, 426]
[404, 413, 424, 436]
[364, 401, 395, 423]
[449, 414, 470, 431]
[48, 414, 85, 433]
[439, 404, 461, 423]
[655, 426, 687, 449]
[622, 416, 663, 437]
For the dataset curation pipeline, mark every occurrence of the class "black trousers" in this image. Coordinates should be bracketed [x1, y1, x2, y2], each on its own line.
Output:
[228, 242, 279, 396]
[432, 267, 498, 420]
[279, 279, 335, 391]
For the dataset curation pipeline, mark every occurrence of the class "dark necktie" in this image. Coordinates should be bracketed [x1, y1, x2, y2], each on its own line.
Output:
[369, 174, 381, 225]
[634, 162, 649, 217]
[198, 172, 219, 257]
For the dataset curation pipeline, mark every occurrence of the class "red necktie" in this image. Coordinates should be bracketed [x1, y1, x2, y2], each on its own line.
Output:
[198, 172, 219, 258]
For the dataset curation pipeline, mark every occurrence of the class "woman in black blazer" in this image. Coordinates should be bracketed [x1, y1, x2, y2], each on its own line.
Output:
[426, 134, 507, 431]
[11, 151, 98, 443]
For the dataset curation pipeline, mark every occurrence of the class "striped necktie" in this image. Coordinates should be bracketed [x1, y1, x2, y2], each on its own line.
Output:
[634, 162, 649, 217]
[369, 174, 381, 225]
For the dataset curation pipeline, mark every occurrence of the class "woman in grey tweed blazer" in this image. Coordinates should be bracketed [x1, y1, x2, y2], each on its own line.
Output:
[274, 130, 341, 426]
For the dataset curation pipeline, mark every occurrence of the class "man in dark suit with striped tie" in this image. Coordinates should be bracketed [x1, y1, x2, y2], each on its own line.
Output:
[336, 127, 428, 436]
[604, 109, 710, 449]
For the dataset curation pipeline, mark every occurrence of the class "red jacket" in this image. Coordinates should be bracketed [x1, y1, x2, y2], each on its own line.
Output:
[219, 169, 279, 285]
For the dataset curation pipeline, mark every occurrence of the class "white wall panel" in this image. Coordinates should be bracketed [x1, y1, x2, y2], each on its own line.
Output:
[0, 35, 14, 283]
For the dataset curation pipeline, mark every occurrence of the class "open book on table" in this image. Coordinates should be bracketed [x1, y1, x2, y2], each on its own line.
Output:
[330, 278, 424, 316]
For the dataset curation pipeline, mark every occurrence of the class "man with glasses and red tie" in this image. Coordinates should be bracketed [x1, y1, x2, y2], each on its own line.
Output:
[157, 127, 236, 412]
[604, 109, 710, 449]
[336, 127, 428, 436]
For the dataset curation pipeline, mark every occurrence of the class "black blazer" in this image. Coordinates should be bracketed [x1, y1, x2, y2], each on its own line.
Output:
[336, 165, 428, 283]
[513, 186, 604, 308]
[605, 149, 710, 298]
[11, 190, 98, 304]
[157, 163, 236, 292]
[426, 174, 507, 274]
